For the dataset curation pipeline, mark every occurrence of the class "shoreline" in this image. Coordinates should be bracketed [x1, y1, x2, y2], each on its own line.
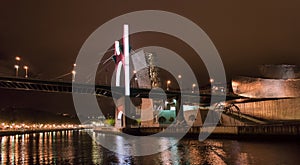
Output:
[0, 128, 83, 136]
[94, 124, 300, 141]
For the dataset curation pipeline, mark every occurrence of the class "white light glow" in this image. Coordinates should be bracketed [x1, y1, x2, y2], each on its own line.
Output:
[114, 41, 120, 55]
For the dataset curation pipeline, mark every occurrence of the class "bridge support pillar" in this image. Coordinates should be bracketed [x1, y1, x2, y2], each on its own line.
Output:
[123, 96, 133, 128]
[115, 96, 136, 128]
[175, 95, 185, 125]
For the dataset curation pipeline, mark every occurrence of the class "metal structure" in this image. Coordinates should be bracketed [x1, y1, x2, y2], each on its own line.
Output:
[0, 76, 243, 105]
[145, 52, 161, 88]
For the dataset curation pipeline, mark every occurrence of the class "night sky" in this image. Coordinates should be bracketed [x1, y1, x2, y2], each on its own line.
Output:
[1, 1, 300, 115]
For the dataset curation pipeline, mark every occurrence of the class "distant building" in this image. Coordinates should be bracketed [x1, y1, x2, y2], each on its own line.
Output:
[232, 64, 300, 121]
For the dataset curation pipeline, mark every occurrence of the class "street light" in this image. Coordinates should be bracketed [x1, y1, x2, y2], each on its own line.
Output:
[72, 70, 76, 82]
[15, 56, 21, 77]
[178, 75, 182, 89]
[72, 64, 76, 82]
[192, 83, 196, 93]
[132, 70, 138, 88]
[210, 78, 214, 83]
[15, 56, 21, 61]
[14, 65, 19, 77]
[23, 66, 28, 78]
[133, 70, 138, 79]
[167, 80, 171, 91]
[133, 70, 138, 81]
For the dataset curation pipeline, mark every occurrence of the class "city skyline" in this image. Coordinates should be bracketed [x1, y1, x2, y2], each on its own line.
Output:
[1, 1, 300, 114]
[0, 1, 300, 164]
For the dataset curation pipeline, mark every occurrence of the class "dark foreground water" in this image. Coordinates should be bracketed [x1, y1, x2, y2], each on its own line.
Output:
[0, 130, 299, 165]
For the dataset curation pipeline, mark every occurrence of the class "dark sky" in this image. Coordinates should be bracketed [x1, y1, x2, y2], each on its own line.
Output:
[0, 0, 300, 114]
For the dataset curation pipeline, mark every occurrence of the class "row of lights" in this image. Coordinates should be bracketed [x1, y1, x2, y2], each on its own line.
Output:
[1, 123, 79, 130]
[166, 79, 197, 93]
[14, 56, 29, 78]
[178, 74, 198, 93]
[14, 56, 77, 81]
[131, 71, 215, 93]
[14, 57, 77, 81]
[13, 58, 216, 86]
[166, 75, 215, 93]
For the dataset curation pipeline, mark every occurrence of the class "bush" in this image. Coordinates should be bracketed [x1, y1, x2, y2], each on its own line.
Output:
[136, 119, 141, 125]
[105, 119, 115, 126]
[169, 117, 175, 122]
[158, 117, 166, 123]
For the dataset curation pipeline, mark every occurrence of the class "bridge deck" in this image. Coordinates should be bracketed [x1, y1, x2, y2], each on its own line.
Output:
[0, 76, 242, 105]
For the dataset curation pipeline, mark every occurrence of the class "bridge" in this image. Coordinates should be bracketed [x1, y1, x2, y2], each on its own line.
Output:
[2, 25, 298, 129]
[0, 75, 281, 126]
[0, 76, 245, 106]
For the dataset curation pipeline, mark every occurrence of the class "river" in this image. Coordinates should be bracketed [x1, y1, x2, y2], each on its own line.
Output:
[0, 130, 299, 164]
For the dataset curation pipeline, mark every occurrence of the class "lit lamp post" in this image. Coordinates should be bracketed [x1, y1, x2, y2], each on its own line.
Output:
[14, 65, 19, 77]
[15, 56, 21, 77]
[72, 64, 76, 82]
[15, 56, 21, 62]
[192, 83, 196, 93]
[167, 80, 171, 91]
[210, 78, 216, 93]
[23, 66, 28, 78]
[72, 70, 76, 82]
[133, 70, 137, 88]
[178, 74, 182, 89]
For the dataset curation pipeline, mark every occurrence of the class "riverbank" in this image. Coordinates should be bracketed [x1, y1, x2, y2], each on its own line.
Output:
[94, 124, 300, 140]
[0, 128, 83, 136]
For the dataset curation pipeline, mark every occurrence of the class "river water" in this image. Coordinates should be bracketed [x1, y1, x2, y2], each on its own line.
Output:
[0, 130, 299, 165]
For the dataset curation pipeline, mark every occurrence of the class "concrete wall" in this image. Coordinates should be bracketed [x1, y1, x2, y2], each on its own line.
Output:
[183, 110, 202, 126]
[114, 97, 124, 128]
[221, 114, 247, 126]
[140, 98, 155, 126]
[236, 98, 300, 120]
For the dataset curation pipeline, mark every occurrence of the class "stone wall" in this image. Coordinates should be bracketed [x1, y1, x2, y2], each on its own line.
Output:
[236, 98, 300, 120]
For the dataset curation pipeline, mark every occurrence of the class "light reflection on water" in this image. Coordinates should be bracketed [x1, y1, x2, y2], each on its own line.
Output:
[0, 130, 299, 164]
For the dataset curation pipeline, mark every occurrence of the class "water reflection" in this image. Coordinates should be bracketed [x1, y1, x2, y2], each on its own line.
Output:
[0, 130, 83, 164]
[0, 130, 299, 164]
